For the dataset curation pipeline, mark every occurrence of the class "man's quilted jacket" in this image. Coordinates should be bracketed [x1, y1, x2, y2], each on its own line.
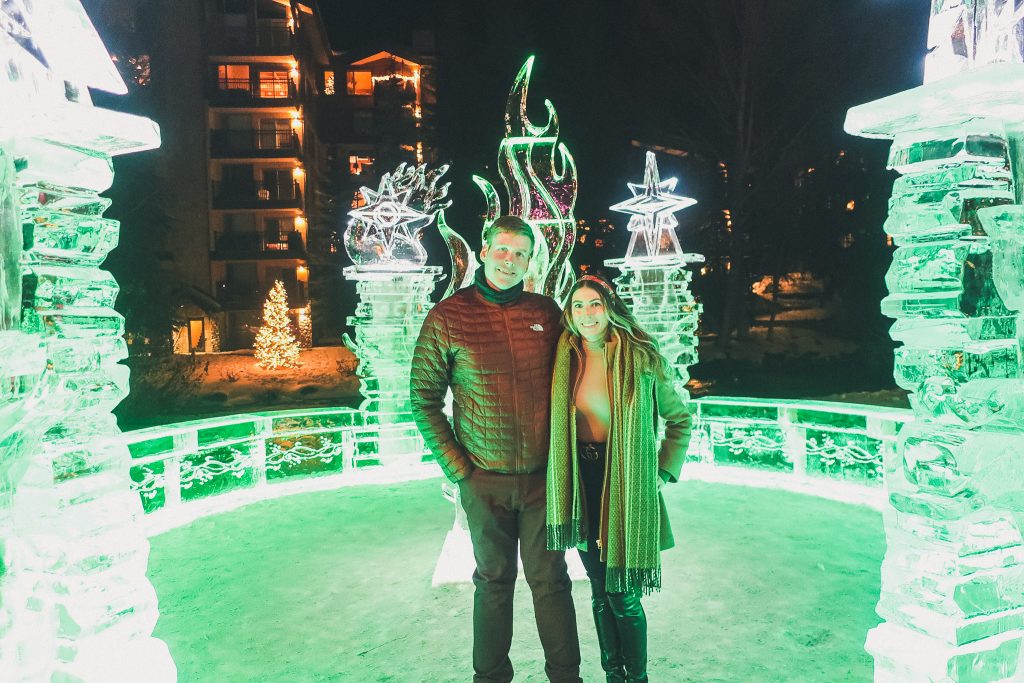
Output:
[410, 286, 562, 483]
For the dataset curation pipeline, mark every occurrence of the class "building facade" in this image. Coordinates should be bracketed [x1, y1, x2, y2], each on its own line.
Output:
[91, 0, 437, 352]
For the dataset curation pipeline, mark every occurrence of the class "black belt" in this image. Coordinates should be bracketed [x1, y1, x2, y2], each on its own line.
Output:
[578, 442, 605, 461]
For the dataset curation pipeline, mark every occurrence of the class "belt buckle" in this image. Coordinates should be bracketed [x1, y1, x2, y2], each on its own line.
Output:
[580, 443, 600, 461]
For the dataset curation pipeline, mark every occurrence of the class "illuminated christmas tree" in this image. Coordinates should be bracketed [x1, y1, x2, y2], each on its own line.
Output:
[254, 280, 301, 369]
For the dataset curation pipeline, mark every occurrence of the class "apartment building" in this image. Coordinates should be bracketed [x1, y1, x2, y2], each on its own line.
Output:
[98, 0, 437, 352]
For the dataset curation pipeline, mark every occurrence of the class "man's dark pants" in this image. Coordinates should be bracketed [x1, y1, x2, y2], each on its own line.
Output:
[458, 469, 582, 683]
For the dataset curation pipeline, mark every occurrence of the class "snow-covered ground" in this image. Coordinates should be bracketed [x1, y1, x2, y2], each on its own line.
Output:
[148, 477, 883, 682]
[698, 326, 861, 365]
[193, 346, 362, 410]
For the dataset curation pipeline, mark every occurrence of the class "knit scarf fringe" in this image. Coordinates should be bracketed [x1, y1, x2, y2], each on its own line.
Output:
[546, 520, 585, 551]
[607, 567, 662, 596]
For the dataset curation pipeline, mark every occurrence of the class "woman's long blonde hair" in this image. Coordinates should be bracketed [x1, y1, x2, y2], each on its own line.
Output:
[561, 276, 669, 380]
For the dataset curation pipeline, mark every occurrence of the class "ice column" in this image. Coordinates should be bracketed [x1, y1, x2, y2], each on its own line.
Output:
[605, 152, 704, 399]
[0, 2, 173, 680]
[343, 164, 447, 464]
[0, 139, 51, 682]
[846, 2, 1024, 678]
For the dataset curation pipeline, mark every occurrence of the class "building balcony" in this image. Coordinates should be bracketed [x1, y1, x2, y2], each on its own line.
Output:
[211, 24, 293, 56]
[211, 181, 302, 210]
[209, 80, 297, 108]
[210, 129, 300, 159]
[211, 231, 306, 260]
[216, 279, 307, 310]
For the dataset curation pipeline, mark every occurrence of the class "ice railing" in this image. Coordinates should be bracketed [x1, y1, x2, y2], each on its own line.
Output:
[125, 397, 912, 531]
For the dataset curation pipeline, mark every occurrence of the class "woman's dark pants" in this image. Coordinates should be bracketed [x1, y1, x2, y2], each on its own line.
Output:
[577, 442, 649, 683]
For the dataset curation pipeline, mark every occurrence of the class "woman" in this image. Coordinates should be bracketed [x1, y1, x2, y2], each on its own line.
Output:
[547, 275, 692, 683]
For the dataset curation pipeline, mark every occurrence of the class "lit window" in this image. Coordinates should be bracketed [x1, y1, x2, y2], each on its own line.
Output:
[217, 64, 250, 91]
[594, 239, 604, 248]
[841, 233, 855, 248]
[886, 234, 894, 247]
[324, 70, 335, 95]
[846, 199, 856, 212]
[259, 70, 290, 98]
[349, 155, 374, 176]
[351, 192, 366, 209]
[347, 70, 373, 95]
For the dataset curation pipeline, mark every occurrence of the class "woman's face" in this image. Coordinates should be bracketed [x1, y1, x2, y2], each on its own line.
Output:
[570, 286, 610, 343]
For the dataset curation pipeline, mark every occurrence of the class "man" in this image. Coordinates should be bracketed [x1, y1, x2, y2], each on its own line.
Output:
[411, 216, 582, 683]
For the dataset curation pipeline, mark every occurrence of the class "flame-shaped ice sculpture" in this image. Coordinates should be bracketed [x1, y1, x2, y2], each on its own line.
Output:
[473, 56, 577, 302]
[436, 209, 477, 299]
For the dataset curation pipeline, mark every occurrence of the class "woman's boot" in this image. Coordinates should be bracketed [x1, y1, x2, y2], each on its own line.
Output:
[607, 591, 647, 683]
[592, 596, 626, 683]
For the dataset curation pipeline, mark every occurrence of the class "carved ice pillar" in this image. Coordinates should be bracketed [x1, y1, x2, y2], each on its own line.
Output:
[606, 151, 703, 399]
[847, 60, 1024, 682]
[0, 139, 51, 681]
[605, 258, 703, 399]
[342, 163, 452, 465]
[0, 2, 174, 680]
[344, 265, 442, 463]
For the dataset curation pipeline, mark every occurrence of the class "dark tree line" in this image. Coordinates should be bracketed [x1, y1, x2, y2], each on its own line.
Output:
[607, 0, 926, 340]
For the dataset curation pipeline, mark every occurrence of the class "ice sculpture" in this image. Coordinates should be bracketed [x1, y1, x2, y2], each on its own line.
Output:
[436, 210, 477, 300]
[0, 2, 174, 681]
[924, 1, 1024, 82]
[346, 164, 435, 269]
[473, 56, 577, 302]
[606, 152, 704, 399]
[846, 4, 1024, 678]
[343, 163, 449, 462]
[609, 150, 698, 264]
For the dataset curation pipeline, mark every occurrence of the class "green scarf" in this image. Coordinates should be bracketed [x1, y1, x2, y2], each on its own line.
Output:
[546, 329, 662, 594]
[473, 265, 523, 304]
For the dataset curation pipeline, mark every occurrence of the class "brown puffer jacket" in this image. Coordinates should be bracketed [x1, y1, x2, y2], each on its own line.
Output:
[410, 286, 562, 483]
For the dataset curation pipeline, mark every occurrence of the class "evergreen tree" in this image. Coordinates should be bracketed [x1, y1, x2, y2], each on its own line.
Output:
[254, 281, 301, 369]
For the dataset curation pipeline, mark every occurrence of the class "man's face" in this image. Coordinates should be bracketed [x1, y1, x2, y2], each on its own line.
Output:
[480, 231, 532, 291]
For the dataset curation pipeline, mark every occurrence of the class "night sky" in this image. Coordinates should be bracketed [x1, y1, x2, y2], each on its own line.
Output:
[317, 0, 931, 238]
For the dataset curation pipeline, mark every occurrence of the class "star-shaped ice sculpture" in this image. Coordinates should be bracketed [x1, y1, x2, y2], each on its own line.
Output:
[610, 151, 696, 263]
[348, 173, 431, 265]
